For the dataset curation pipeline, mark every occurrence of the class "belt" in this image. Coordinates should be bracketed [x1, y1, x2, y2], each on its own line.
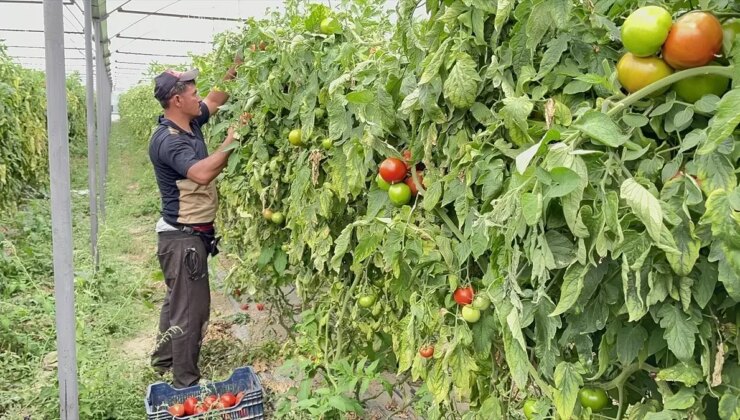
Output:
[171, 223, 214, 234]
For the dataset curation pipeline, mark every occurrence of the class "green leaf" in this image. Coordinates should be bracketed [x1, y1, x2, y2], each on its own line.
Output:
[422, 181, 442, 211]
[547, 167, 581, 198]
[443, 53, 480, 109]
[354, 232, 382, 263]
[346, 89, 375, 104]
[545, 230, 575, 269]
[257, 246, 275, 267]
[273, 249, 288, 274]
[500, 96, 534, 146]
[696, 151, 737, 194]
[553, 361, 584, 420]
[663, 387, 696, 410]
[620, 179, 676, 251]
[515, 129, 560, 174]
[331, 224, 354, 272]
[494, 0, 514, 32]
[420, 39, 450, 85]
[536, 35, 569, 80]
[679, 129, 706, 153]
[551, 263, 588, 316]
[622, 255, 647, 321]
[703, 189, 740, 249]
[563, 80, 592, 94]
[658, 305, 699, 362]
[574, 110, 629, 148]
[327, 395, 363, 414]
[698, 88, 740, 155]
[616, 324, 647, 365]
[718, 393, 740, 420]
[656, 361, 703, 386]
[666, 222, 700, 276]
[521, 192, 542, 226]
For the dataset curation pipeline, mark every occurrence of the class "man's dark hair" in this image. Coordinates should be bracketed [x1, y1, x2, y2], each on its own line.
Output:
[159, 80, 195, 109]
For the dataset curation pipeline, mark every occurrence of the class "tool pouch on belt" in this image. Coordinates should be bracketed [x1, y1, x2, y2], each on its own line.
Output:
[177, 224, 221, 257]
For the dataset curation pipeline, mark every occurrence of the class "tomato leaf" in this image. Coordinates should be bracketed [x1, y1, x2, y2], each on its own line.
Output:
[553, 361, 584, 420]
[656, 361, 703, 386]
[546, 167, 581, 198]
[620, 179, 677, 253]
[658, 305, 699, 362]
[666, 222, 701, 277]
[443, 53, 480, 109]
[573, 110, 629, 148]
[698, 88, 740, 155]
[718, 393, 740, 420]
[616, 324, 647, 365]
[550, 263, 587, 317]
[346, 90, 375, 105]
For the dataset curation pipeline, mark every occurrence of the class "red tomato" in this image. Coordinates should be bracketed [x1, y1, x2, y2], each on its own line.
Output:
[221, 392, 237, 408]
[168, 403, 185, 417]
[240, 303, 249, 311]
[419, 345, 434, 358]
[256, 303, 265, 311]
[203, 395, 218, 409]
[193, 404, 208, 414]
[453, 286, 474, 305]
[663, 12, 724, 69]
[183, 396, 198, 415]
[379, 158, 407, 183]
[404, 172, 423, 196]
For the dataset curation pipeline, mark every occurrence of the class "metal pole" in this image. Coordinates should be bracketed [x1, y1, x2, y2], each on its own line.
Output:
[42, 1, 79, 418]
[94, 19, 106, 221]
[103, 75, 110, 188]
[84, 0, 98, 270]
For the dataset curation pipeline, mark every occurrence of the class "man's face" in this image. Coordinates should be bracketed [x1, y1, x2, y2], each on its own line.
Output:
[170, 83, 201, 118]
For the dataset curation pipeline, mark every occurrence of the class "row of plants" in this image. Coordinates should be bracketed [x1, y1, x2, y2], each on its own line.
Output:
[120, 0, 740, 417]
[0, 46, 88, 211]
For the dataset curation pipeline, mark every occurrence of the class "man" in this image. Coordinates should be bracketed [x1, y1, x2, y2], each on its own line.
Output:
[148, 63, 238, 388]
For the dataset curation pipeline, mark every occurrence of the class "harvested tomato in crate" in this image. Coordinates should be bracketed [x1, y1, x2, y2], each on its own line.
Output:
[145, 366, 264, 419]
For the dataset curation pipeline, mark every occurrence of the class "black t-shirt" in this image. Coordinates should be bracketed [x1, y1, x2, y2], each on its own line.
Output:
[149, 102, 217, 226]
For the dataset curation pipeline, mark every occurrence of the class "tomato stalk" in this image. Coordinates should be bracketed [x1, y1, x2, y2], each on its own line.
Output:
[607, 65, 735, 115]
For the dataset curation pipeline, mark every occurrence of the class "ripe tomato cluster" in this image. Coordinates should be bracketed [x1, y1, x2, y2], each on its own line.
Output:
[617, 7, 730, 102]
[376, 151, 424, 207]
[167, 391, 243, 417]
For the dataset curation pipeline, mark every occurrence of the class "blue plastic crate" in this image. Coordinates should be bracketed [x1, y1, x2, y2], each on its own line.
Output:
[145, 366, 264, 420]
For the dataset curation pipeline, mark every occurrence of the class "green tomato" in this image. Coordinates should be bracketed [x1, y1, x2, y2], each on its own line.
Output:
[358, 294, 376, 308]
[620, 6, 673, 57]
[321, 138, 333, 150]
[288, 128, 303, 146]
[388, 183, 412, 207]
[472, 295, 490, 311]
[376, 174, 391, 191]
[271, 212, 285, 225]
[578, 388, 609, 412]
[314, 108, 326, 119]
[320, 17, 341, 35]
[616, 53, 673, 94]
[673, 72, 730, 103]
[461, 305, 480, 323]
[523, 399, 539, 419]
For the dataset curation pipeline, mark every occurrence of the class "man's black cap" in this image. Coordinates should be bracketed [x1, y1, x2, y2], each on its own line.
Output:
[153, 68, 199, 101]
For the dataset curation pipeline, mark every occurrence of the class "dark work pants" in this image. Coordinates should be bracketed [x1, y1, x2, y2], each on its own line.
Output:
[151, 230, 210, 389]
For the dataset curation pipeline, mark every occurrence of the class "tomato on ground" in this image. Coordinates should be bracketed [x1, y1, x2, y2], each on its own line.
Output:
[662, 12, 724, 69]
[616, 53, 673, 93]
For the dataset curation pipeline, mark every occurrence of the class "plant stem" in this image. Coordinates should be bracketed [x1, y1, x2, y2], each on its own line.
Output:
[607, 65, 735, 116]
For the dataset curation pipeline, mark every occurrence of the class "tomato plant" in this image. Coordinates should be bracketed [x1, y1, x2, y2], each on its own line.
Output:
[616, 53, 673, 93]
[184, 0, 740, 417]
[662, 12, 724, 69]
[578, 388, 609, 412]
[379, 158, 408, 183]
[620, 6, 672, 57]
